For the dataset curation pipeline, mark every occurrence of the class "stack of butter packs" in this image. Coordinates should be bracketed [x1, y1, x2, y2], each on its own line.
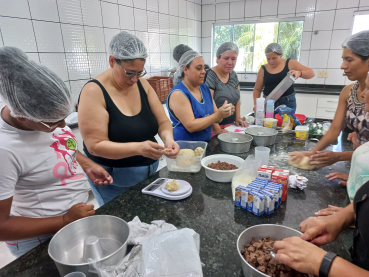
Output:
[235, 166, 290, 216]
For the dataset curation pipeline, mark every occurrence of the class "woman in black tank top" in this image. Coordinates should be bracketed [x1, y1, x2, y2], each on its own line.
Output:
[77, 31, 179, 207]
[253, 43, 315, 112]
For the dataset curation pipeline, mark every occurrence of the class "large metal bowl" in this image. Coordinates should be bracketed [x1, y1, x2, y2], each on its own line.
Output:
[48, 215, 130, 277]
[237, 224, 302, 277]
[218, 133, 253, 154]
[245, 127, 278, 146]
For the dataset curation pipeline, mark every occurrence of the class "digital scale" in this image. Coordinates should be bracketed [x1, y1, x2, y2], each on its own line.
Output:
[142, 178, 193, 200]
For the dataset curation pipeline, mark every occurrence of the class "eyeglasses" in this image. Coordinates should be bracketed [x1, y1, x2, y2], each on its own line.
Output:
[40, 119, 64, 130]
[115, 59, 147, 78]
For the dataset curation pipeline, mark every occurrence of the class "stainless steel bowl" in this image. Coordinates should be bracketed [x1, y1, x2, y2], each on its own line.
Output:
[48, 215, 130, 277]
[218, 133, 253, 154]
[244, 127, 278, 146]
[237, 224, 302, 277]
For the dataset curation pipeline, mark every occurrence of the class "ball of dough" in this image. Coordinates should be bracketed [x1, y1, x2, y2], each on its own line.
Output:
[288, 156, 315, 170]
[178, 149, 195, 156]
[194, 147, 204, 156]
[166, 179, 179, 191]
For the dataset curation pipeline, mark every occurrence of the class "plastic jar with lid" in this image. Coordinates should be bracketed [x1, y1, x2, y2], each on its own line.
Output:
[295, 126, 309, 140]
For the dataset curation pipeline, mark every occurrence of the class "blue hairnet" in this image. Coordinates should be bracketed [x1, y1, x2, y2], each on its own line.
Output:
[0, 46, 73, 122]
[109, 31, 148, 60]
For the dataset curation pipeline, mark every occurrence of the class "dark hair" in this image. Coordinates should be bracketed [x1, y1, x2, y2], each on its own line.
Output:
[115, 58, 146, 63]
[180, 60, 194, 79]
[173, 44, 192, 62]
[356, 53, 369, 61]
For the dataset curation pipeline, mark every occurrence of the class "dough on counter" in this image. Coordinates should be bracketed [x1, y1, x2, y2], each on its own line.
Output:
[166, 179, 179, 191]
[178, 149, 195, 156]
[194, 147, 204, 156]
[289, 156, 315, 170]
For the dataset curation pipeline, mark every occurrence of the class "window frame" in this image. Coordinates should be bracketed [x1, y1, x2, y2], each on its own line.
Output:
[352, 10, 369, 35]
[212, 16, 305, 74]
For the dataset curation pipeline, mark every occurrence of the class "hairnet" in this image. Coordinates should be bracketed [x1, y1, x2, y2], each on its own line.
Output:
[109, 31, 148, 60]
[342, 30, 369, 57]
[265, 43, 283, 55]
[173, 44, 193, 62]
[174, 50, 202, 85]
[216, 42, 239, 57]
[0, 46, 73, 122]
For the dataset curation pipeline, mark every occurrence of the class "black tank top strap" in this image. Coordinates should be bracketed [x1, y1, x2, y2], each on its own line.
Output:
[284, 58, 290, 71]
[136, 79, 151, 113]
[77, 79, 113, 112]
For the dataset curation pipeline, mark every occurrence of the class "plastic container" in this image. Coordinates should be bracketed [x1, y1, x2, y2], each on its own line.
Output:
[265, 100, 275, 118]
[255, 146, 270, 166]
[323, 122, 331, 135]
[201, 154, 244, 183]
[263, 118, 278, 129]
[166, 141, 207, 173]
[295, 126, 309, 140]
[275, 113, 307, 126]
[255, 98, 265, 126]
[64, 273, 86, 277]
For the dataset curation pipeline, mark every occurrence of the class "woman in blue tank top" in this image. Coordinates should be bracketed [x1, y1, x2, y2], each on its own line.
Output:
[167, 50, 234, 141]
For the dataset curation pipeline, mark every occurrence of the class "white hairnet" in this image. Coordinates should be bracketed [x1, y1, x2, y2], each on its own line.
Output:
[109, 31, 148, 60]
[173, 50, 202, 85]
[0, 46, 73, 122]
[265, 43, 283, 55]
[173, 44, 192, 62]
[216, 42, 239, 57]
[342, 30, 369, 57]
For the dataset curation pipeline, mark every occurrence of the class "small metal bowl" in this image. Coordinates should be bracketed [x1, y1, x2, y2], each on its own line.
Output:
[218, 133, 253, 154]
[244, 127, 278, 146]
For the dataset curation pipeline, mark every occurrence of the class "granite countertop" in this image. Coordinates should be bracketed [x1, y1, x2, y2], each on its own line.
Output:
[0, 132, 353, 277]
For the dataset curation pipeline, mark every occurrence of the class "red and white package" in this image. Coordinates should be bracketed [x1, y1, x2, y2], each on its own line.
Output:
[271, 172, 289, 201]
[274, 168, 290, 175]
[260, 165, 275, 172]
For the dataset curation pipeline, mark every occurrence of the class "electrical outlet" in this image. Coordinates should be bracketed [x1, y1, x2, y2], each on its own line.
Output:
[323, 70, 329, 78]
[317, 70, 324, 78]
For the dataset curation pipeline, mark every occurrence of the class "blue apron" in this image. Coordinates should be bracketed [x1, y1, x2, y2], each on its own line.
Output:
[167, 81, 214, 141]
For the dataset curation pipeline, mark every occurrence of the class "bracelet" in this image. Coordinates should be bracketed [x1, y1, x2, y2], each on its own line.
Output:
[299, 70, 303, 78]
[319, 251, 338, 277]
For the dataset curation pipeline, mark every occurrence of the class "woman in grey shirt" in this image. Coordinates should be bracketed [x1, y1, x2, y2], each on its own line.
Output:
[204, 42, 248, 137]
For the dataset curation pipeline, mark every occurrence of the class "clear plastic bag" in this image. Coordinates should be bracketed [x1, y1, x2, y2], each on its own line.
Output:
[231, 155, 262, 200]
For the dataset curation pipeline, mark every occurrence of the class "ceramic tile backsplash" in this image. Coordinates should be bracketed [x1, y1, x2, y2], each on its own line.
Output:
[201, 0, 359, 85]
[0, 0, 201, 105]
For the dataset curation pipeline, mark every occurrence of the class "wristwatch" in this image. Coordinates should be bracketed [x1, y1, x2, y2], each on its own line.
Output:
[319, 251, 338, 277]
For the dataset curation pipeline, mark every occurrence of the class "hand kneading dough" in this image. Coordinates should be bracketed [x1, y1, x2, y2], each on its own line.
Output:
[288, 156, 315, 170]
[166, 179, 179, 191]
[194, 147, 204, 156]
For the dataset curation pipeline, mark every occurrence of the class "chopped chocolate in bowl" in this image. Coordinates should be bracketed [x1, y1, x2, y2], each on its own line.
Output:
[240, 236, 314, 277]
[207, 161, 238, 170]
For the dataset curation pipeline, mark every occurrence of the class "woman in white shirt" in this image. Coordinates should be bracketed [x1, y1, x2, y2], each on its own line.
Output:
[0, 47, 112, 258]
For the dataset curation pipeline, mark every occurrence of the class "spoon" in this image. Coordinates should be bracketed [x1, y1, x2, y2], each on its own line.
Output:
[267, 249, 276, 259]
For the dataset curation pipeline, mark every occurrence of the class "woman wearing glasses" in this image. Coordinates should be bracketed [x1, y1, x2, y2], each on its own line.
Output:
[0, 46, 112, 257]
[78, 31, 179, 206]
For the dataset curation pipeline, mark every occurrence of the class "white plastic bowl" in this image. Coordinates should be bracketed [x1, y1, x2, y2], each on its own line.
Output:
[201, 154, 244, 183]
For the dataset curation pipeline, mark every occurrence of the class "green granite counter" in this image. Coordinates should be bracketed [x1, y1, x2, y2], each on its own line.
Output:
[0, 132, 353, 277]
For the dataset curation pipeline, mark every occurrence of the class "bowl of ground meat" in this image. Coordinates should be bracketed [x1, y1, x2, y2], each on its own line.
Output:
[201, 154, 244, 182]
[237, 224, 313, 277]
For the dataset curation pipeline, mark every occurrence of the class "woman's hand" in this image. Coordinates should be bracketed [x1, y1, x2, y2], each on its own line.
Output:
[326, 172, 349, 186]
[274, 237, 326, 276]
[63, 203, 95, 226]
[163, 140, 180, 159]
[309, 151, 339, 167]
[139, 140, 166, 160]
[235, 118, 249, 127]
[213, 127, 229, 135]
[230, 104, 236, 115]
[85, 163, 113, 187]
[216, 100, 232, 120]
[299, 214, 345, 246]
[288, 70, 302, 80]
[347, 132, 360, 149]
[288, 151, 313, 163]
[315, 205, 344, 217]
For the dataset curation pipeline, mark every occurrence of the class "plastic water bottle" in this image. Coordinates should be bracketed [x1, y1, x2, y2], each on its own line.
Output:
[265, 100, 275, 118]
[255, 97, 265, 126]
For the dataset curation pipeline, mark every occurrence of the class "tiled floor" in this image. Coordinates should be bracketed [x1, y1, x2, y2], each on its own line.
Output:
[0, 158, 167, 270]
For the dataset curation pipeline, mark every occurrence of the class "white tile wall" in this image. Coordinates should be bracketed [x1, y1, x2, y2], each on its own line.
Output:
[201, 0, 360, 86]
[0, 0, 201, 105]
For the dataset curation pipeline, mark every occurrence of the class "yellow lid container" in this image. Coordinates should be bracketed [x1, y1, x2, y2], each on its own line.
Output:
[295, 126, 309, 140]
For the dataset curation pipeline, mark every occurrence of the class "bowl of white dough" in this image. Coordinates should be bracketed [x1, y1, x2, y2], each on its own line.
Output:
[166, 141, 208, 173]
[201, 154, 244, 183]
